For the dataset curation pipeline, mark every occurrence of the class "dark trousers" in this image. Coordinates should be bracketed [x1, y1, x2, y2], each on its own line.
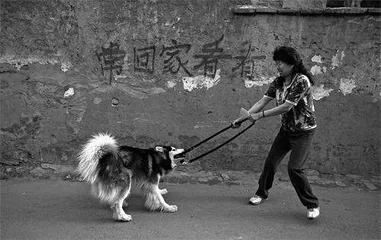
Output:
[255, 127, 319, 209]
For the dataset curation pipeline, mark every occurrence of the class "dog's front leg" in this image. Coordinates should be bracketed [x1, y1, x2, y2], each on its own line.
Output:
[157, 178, 168, 194]
[142, 183, 177, 213]
[159, 188, 168, 195]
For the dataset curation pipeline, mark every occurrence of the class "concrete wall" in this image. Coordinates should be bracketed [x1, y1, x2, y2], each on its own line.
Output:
[0, 0, 380, 178]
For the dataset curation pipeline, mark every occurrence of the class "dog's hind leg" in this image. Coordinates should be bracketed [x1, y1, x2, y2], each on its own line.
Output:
[111, 187, 132, 222]
[142, 182, 177, 213]
[111, 179, 132, 222]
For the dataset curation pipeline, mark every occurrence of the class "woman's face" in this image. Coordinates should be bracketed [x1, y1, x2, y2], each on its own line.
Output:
[275, 61, 294, 78]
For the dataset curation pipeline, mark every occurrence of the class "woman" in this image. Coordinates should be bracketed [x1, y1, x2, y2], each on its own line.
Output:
[233, 46, 320, 219]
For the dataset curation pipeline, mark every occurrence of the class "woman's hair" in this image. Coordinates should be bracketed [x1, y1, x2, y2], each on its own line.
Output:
[272, 46, 314, 86]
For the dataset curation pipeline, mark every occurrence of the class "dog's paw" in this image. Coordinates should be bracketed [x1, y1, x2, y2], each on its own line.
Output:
[163, 204, 178, 213]
[159, 188, 168, 195]
[113, 212, 132, 222]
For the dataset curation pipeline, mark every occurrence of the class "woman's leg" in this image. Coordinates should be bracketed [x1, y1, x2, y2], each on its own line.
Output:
[255, 128, 291, 199]
[287, 129, 319, 209]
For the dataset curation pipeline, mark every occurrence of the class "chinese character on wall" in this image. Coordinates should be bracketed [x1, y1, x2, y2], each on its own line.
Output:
[96, 42, 126, 84]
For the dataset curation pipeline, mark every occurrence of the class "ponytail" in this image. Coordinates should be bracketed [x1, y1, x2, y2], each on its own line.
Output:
[294, 60, 315, 86]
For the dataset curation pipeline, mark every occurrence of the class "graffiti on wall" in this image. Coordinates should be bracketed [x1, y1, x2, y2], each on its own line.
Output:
[134, 45, 156, 74]
[193, 35, 232, 78]
[96, 42, 126, 84]
[160, 39, 192, 76]
[97, 35, 266, 83]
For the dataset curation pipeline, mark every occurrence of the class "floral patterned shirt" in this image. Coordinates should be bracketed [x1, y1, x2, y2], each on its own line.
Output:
[265, 74, 317, 132]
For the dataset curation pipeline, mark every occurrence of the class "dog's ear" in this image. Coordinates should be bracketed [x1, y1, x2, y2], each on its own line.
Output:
[155, 146, 164, 152]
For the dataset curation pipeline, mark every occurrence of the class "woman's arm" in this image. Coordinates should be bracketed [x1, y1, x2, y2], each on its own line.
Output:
[250, 101, 294, 120]
[247, 96, 273, 114]
[250, 75, 311, 121]
[232, 96, 273, 127]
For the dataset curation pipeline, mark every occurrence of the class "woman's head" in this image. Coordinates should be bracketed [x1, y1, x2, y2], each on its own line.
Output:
[274, 60, 294, 79]
[273, 46, 301, 65]
[272, 46, 314, 85]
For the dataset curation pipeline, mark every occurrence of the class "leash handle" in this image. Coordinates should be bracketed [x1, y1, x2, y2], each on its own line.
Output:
[185, 121, 255, 164]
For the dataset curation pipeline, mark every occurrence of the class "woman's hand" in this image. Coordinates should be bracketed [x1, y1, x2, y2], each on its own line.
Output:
[231, 118, 242, 128]
[232, 112, 262, 127]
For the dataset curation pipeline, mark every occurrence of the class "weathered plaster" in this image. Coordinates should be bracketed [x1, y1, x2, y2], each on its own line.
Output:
[0, 55, 59, 70]
[331, 50, 346, 70]
[166, 80, 177, 88]
[311, 55, 323, 64]
[244, 76, 275, 88]
[60, 62, 72, 72]
[63, 87, 74, 98]
[339, 78, 357, 95]
[311, 65, 323, 75]
[312, 84, 334, 100]
[182, 69, 221, 91]
[0, 55, 72, 72]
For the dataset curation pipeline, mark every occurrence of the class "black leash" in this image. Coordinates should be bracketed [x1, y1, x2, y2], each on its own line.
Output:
[178, 124, 233, 157]
[186, 121, 255, 163]
[177, 119, 255, 164]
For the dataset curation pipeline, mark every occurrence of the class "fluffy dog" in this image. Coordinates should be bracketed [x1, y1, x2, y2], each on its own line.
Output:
[77, 133, 184, 222]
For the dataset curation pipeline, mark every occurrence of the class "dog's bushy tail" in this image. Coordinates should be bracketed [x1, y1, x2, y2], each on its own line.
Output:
[77, 133, 118, 183]
[77, 133, 129, 204]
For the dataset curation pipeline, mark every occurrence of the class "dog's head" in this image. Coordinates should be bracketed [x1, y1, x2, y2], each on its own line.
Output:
[154, 146, 184, 173]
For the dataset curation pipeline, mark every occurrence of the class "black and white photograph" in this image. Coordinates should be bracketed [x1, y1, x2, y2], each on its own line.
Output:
[0, 0, 380, 239]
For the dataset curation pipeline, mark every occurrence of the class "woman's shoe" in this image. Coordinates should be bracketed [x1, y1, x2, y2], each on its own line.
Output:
[248, 195, 267, 205]
[307, 207, 320, 219]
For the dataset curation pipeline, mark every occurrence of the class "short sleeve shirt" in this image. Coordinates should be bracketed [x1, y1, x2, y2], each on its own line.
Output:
[265, 74, 317, 132]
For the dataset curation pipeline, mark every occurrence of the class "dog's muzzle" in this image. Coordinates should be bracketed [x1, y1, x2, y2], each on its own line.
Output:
[174, 152, 187, 164]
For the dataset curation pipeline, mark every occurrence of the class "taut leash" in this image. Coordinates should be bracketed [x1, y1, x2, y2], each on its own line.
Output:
[183, 121, 255, 164]
[177, 124, 233, 157]
[175, 108, 254, 164]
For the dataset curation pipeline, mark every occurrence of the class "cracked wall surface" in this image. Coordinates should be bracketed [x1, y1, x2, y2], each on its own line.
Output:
[0, 0, 380, 177]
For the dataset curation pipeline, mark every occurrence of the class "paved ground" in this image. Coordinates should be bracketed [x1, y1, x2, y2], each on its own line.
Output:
[1, 179, 380, 240]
